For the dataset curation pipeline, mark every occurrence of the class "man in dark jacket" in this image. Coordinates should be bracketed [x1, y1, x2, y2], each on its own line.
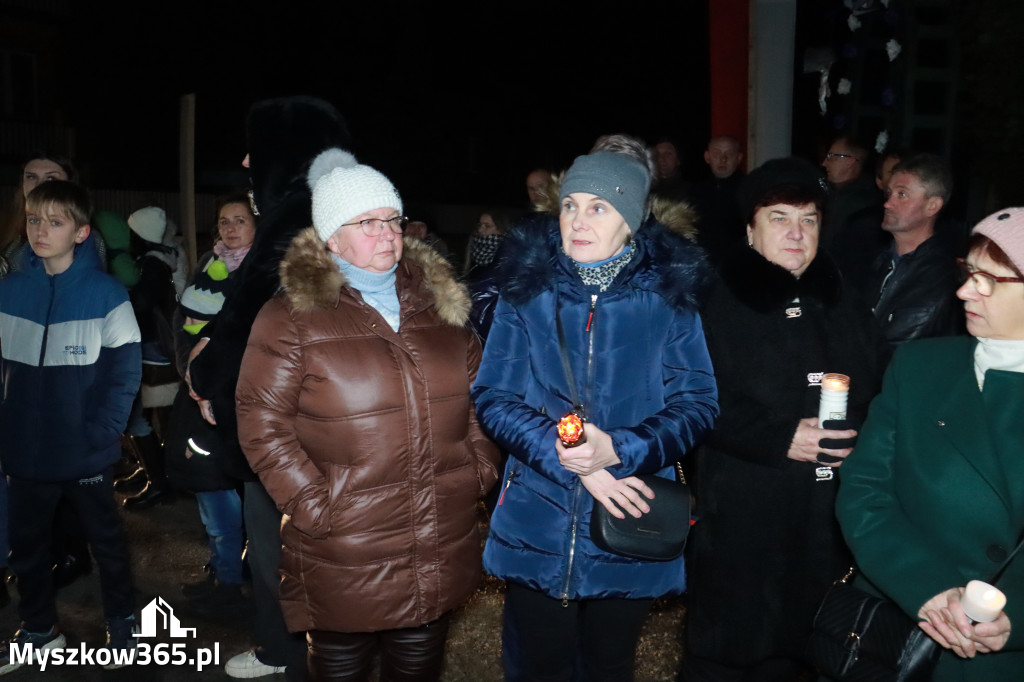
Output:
[864, 153, 964, 346]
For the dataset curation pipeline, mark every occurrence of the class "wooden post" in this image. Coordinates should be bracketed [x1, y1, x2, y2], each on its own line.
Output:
[179, 93, 197, 274]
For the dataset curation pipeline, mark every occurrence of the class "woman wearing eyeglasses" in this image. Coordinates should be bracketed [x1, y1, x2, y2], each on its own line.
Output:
[836, 208, 1024, 681]
[235, 149, 501, 681]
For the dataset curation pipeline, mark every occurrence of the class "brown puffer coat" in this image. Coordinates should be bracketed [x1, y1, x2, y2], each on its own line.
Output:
[236, 227, 501, 633]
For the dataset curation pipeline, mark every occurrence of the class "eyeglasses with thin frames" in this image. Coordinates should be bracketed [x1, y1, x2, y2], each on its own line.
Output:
[956, 258, 1024, 296]
[341, 216, 409, 237]
[825, 152, 859, 162]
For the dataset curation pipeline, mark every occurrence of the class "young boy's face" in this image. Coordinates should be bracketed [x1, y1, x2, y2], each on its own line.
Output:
[26, 205, 89, 275]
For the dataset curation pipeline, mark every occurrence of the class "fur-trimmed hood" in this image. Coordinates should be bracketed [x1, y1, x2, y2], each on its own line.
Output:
[279, 227, 470, 326]
[716, 243, 843, 313]
[495, 215, 712, 312]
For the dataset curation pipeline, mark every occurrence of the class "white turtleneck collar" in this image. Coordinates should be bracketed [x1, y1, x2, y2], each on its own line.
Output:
[973, 337, 1024, 389]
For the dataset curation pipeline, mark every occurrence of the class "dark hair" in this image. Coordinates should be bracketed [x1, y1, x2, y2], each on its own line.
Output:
[22, 150, 79, 184]
[966, 233, 1023, 279]
[891, 153, 953, 204]
[747, 185, 825, 226]
[25, 180, 92, 227]
[215, 191, 253, 216]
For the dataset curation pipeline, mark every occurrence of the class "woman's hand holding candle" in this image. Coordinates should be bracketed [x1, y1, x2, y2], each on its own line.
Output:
[918, 587, 1012, 658]
[557, 423, 620, 475]
[787, 418, 858, 466]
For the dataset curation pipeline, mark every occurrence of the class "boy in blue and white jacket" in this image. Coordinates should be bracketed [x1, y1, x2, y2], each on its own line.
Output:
[0, 181, 142, 671]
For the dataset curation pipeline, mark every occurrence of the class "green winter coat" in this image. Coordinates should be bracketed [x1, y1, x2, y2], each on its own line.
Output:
[836, 335, 1024, 682]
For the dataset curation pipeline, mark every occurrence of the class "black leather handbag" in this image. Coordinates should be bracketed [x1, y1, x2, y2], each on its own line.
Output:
[589, 463, 691, 561]
[809, 529, 1024, 681]
[807, 568, 940, 682]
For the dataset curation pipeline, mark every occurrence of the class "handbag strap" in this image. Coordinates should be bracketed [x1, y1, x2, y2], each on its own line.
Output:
[554, 293, 686, 487]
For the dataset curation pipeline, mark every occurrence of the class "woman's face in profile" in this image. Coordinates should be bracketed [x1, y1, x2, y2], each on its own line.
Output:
[559, 192, 631, 264]
[22, 159, 69, 199]
[746, 202, 820, 278]
[217, 202, 257, 250]
[957, 248, 1024, 340]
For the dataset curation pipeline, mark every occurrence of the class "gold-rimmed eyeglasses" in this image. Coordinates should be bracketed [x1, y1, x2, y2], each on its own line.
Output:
[956, 258, 1024, 296]
[341, 216, 409, 237]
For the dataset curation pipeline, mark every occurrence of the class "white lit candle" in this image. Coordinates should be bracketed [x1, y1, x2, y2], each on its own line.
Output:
[962, 580, 1006, 623]
[818, 373, 850, 424]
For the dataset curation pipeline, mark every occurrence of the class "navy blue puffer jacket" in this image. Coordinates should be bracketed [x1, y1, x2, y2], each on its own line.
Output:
[471, 218, 718, 601]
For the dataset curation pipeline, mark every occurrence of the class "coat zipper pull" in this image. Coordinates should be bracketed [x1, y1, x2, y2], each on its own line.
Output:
[585, 294, 597, 332]
[497, 471, 516, 506]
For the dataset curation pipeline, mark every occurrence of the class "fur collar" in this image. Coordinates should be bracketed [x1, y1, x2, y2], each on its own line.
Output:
[279, 227, 470, 326]
[495, 217, 712, 312]
[715, 245, 843, 313]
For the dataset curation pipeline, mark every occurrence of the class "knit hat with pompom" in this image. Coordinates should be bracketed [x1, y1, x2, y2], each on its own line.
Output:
[307, 148, 403, 241]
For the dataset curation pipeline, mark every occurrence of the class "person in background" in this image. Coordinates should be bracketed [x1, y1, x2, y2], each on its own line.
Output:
[864, 152, 964, 346]
[650, 137, 692, 202]
[819, 134, 879, 251]
[404, 217, 452, 263]
[691, 134, 746, 265]
[472, 137, 718, 681]
[681, 157, 886, 682]
[525, 168, 553, 210]
[186, 95, 352, 680]
[463, 208, 508, 343]
[165, 193, 255, 616]
[236, 148, 500, 682]
[120, 206, 181, 510]
[836, 207, 1024, 681]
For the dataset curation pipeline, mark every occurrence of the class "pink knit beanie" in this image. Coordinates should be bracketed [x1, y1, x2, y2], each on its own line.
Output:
[972, 208, 1024, 273]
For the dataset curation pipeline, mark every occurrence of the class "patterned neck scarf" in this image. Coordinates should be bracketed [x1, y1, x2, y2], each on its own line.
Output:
[571, 245, 635, 292]
[469, 233, 503, 267]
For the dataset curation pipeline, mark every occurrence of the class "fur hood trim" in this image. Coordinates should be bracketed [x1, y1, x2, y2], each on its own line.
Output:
[533, 171, 699, 241]
[717, 244, 843, 312]
[495, 217, 712, 312]
[279, 228, 470, 326]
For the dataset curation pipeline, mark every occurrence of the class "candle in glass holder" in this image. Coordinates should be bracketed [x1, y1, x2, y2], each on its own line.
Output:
[818, 373, 850, 424]
[962, 580, 1006, 623]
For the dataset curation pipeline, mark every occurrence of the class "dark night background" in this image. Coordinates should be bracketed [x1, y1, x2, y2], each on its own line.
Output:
[6, 0, 1023, 224]
[58, 1, 711, 209]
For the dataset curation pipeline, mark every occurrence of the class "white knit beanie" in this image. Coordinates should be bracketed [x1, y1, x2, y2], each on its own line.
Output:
[307, 148, 403, 242]
[127, 206, 167, 244]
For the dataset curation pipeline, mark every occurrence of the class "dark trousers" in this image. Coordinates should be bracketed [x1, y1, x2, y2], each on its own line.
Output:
[502, 583, 654, 682]
[306, 614, 451, 682]
[243, 480, 307, 676]
[8, 469, 133, 631]
[678, 654, 814, 682]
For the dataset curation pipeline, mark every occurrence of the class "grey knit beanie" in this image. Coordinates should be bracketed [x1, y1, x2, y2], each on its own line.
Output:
[559, 151, 651, 231]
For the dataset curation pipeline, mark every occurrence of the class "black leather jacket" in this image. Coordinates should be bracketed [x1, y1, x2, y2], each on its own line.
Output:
[867, 234, 964, 346]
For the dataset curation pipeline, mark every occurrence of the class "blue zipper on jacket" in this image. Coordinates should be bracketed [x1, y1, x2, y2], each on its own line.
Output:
[560, 293, 598, 607]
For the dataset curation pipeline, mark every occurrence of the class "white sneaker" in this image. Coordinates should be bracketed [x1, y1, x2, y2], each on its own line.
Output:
[225, 649, 287, 679]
